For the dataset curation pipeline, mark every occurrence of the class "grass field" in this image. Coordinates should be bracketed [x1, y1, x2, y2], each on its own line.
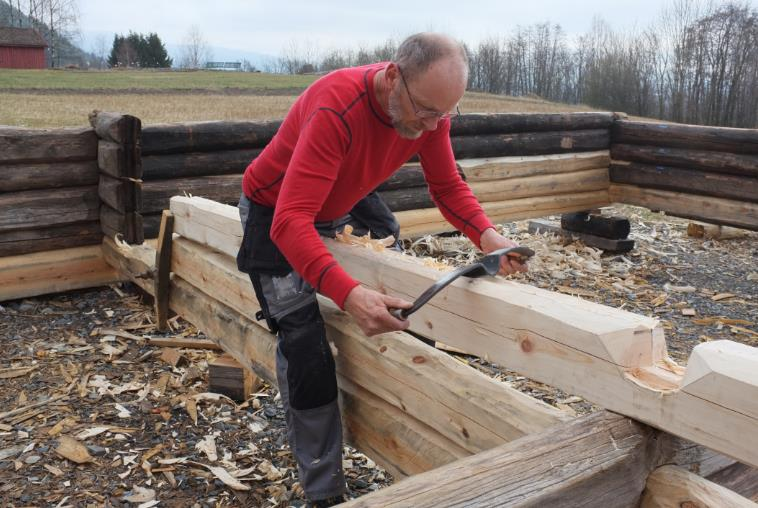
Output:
[0, 69, 602, 128]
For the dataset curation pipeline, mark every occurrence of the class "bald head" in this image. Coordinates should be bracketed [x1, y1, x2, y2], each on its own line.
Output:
[393, 32, 469, 85]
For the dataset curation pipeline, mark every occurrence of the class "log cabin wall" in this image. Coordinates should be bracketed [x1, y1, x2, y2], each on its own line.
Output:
[609, 120, 758, 230]
[0, 126, 100, 257]
[138, 112, 616, 238]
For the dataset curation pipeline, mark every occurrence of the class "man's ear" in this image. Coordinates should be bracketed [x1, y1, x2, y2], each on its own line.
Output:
[384, 62, 399, 85]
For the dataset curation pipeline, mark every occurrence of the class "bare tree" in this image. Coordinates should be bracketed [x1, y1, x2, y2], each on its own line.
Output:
[179, 25, 212, 69]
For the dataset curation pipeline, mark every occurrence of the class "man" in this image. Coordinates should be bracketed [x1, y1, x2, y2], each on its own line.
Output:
[237, 32, 526, 507]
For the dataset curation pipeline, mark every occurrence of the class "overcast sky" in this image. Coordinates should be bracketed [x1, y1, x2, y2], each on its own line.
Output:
[78, 0, 755, 63]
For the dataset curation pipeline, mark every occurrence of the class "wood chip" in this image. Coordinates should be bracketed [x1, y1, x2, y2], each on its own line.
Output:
[681, 308, 697, 316]
[160, 348, 187, 368]
[55, 436, 93, 464]
[122, 485, 156, 503]
[712, 293, 736, 301]
[44, 464, 65, 476]
[205, 465, 250, 491]
[0, 366, 37, 379]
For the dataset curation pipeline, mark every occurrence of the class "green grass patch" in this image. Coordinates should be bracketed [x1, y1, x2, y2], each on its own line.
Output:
[0, 69, 318, 90]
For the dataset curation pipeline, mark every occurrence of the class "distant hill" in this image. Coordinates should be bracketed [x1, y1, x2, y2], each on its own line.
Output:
[0, 0, 95, 67]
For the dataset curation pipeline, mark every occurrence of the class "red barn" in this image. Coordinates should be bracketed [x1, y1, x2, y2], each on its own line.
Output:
[0, 27, 47, 69]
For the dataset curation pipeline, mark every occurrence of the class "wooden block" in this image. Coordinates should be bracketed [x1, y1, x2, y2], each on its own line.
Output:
[529, 219, 635, 252]
[159, 348, 187, 368]
[687, 222, 746, 240]
[99, 174, 142, 214]
[208, 354, 262, 402]
[561, 211, 631, 239]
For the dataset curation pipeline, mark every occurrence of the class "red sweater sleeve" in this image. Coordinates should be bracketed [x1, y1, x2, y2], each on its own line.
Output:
[419, 120, 495, 248]
[270, 109, 359, 308]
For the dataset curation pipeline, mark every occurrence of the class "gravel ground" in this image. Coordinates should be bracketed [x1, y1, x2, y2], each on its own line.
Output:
[1, 205, 755, 505]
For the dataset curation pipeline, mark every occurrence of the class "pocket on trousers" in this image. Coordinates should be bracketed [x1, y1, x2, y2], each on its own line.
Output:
[236, 205, 292, 276]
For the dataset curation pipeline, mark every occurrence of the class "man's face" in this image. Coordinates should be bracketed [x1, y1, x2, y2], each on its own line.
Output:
[387, 58, 466, 140]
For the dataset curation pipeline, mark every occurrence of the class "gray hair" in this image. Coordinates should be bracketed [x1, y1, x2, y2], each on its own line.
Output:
[393, 32, 469, 82]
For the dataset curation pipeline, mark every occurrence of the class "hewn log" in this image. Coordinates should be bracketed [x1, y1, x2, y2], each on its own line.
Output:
[0, 185, 99, 232]
[609, 184, 758, 230]
[100, 237, 155, 295]
[707, 463, 758, 502]
[610, 161, 758, 203]
[341, 411, 670, 508]
[451, 129, 610, 159]
[100, 206, 144, 245]
[0, 127, 97, 165]
[612, 120, 758, 154]
[98, 140, 142, 179]
[88, 111, 141, 145]
[0, 160, 98, 192]
[0, 222, 102, 257]
[379, 168, 609, 212]
[141, 148, 261, 180]
[641, 465, 757, 508]
[394, 190, 611, 237]
[98, 175, 142, 214]
[561, 212, 631, 239]
[375, 164, 426, 191]
[141, 175, 242, 214]
[379, 187, 434, 211]
[450, 112, 615, 136]
[141, 120, 281, 155]
[0, 245, 120, 302]
[611, 143, 758, 178]
[459, 151, 611, 182]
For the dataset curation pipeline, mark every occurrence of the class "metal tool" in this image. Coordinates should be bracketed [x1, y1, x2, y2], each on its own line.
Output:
[389, 246, 535, 320]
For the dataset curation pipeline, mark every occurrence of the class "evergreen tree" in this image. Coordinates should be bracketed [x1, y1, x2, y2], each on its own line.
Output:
[107, 31, 173, 68]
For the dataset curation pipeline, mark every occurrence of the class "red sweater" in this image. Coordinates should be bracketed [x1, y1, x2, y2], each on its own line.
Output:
[242, 63, 494, 308]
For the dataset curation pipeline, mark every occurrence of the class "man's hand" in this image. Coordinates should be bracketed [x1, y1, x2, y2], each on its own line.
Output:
[343, 285, 412, 336]
[480, 228, 529, 275]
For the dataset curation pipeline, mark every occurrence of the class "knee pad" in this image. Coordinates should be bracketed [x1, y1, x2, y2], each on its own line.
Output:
[278, 302, 338, 410]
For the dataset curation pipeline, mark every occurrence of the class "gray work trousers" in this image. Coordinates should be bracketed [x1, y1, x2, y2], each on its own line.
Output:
[238, 192, 398, 501]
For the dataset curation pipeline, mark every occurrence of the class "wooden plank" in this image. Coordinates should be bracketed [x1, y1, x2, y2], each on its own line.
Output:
[609, 183, 758, 231]
[88, 111, 141, 145]
[98, 175, 142, 214]
[169, 236, 568, 453]
[459, 151, 611, 182]
[0, 127, 97, 164]
[166, 196, 758, 468]
[147, 337, 223, 350]
[528, 219, 634, 252]
[611, 143, 758, 178]
[609, 161, 758, 203]
[0, 245, 121, 301]
[0, 185, 99, 233]
[612, 120, 758, 154]
[451, 129, 610, 159]
[208, 354, 262, 402]
[395, 190, 611, 237]
[141, 148, 261, 180]
[141, 175, 241, 214]
[154, 211, 174, 331]
[0, 160, 98, 192]
[0, 222, 102, 257]
[141, 120, 281, 155]
[98, 140, 142, 179]
[641, 465, 758, 508]
[449, 112, 615, 136]
[340, 411, 670, 508]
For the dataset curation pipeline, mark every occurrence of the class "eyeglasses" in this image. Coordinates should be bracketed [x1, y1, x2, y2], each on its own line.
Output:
[396, 65, 460, 120]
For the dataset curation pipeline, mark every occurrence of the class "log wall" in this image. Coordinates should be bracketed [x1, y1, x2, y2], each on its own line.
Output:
[0, 126, 100, 257]
[138, 113, 617, 238]
[610, 120, 758, 230]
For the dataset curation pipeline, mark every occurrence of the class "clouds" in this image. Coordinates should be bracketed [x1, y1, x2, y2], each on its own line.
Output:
[78, 0, 752, 59]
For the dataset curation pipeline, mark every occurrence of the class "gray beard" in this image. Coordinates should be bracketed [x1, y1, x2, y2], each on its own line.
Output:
[388, 88, 423, 140]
